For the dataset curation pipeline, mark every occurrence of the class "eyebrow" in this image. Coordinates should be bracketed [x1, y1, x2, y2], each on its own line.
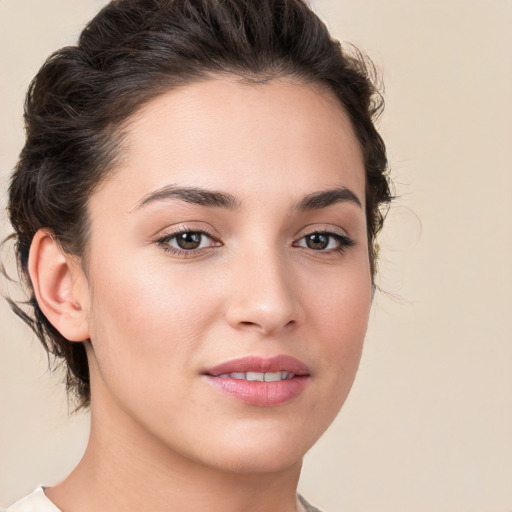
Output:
[133, 184, 361, 212]
[295, 187, 362, 210]
[134, 185, 241, 211]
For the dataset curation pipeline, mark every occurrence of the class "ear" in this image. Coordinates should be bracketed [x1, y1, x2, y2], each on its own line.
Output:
[28, 229, 90, 342]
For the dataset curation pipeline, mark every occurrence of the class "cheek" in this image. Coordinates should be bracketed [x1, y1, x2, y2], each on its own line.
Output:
[302, 259, 372, 379]
[85, 255, 220, 389]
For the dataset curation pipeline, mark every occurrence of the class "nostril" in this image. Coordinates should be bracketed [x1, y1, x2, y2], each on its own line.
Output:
[225, 290, 303, 334]
[237, 319, 296, 332]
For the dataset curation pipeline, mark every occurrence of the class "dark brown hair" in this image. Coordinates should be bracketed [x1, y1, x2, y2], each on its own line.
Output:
[7, 0, 392, 409]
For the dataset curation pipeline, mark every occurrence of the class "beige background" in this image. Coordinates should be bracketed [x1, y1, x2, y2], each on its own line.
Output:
[1, 0, 511, 510]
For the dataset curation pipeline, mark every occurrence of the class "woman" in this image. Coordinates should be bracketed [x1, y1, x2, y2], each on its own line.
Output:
[4, 0, 391, 510]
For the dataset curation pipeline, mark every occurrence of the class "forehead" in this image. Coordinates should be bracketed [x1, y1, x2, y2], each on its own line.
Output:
[92, 78, 365, 212]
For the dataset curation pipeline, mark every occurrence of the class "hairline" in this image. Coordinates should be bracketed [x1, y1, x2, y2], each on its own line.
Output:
[77, 71, 365, 274]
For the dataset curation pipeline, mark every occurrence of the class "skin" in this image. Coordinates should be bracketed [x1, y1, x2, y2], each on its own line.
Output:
[31, 78, 372, 512]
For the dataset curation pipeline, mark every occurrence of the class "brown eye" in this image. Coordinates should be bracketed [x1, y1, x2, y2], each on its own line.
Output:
[305, 233, 329, 250]
[158, 229, 219, 254]
[175, 232, 202, 250]
[295, 231, 355, 253]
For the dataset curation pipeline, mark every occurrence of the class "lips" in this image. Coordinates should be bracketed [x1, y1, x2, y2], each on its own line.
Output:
[204, 355, 310, 376]
[203, 355, 310, 407]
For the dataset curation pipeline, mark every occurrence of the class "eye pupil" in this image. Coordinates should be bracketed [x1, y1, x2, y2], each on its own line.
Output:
[306, 233, 329, 250]
[176, 232, 201, 250]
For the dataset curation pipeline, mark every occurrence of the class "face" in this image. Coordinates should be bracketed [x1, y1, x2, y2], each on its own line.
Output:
[80, 78, 371, 474]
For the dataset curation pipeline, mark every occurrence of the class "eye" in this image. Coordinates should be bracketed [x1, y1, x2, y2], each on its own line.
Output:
[156, 228, 220, 256]
[295, 231, 354, 253]
[172, 231, 207, 250]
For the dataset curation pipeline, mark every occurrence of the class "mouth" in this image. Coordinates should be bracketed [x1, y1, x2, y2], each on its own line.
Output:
[215, 371, 296, 382]
[202, 355, 310, 407]
[204, 355, 310, 377]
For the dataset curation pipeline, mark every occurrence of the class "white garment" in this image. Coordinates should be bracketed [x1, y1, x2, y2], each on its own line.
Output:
[5, 488, 61, 512]
[4, 488, 322, 512]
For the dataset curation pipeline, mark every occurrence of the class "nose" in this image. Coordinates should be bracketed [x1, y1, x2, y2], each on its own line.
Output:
[224, 249, 304, 335]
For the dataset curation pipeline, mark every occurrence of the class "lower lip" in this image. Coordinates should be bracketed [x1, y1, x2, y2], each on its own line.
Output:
[204, 375, 309, 406]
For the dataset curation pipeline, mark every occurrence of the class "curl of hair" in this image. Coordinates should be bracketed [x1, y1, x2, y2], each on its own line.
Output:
[7, 0, 392, 409]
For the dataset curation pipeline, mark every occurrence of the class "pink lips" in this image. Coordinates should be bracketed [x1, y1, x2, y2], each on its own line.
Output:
[203, 355, 310, 407]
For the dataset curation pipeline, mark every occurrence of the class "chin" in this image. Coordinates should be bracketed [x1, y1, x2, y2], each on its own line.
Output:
[182, 420, 321, 475]
[205, 445, 306, 475]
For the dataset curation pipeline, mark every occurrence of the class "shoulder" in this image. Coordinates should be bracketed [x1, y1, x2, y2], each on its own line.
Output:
[298, 494, 325, 512]
[4, 488, 61, 512]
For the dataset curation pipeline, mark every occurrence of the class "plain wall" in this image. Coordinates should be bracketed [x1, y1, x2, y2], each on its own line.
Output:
[1, 1, 511, 510]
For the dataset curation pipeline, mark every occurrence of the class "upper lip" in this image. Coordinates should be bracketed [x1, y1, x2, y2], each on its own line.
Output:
[204, 355, 310, 376]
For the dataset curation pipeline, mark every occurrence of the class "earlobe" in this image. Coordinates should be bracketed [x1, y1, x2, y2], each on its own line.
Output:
[28, 229, 90, 342]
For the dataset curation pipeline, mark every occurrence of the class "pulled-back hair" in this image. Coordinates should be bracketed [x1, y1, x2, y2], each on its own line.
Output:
[7, 0, 392, 409]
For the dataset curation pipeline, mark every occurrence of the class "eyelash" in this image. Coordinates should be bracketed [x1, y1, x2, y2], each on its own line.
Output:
[155, 227, 355, 257]
[156, 227, 220, 257]
[293, 230, 355, 254]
